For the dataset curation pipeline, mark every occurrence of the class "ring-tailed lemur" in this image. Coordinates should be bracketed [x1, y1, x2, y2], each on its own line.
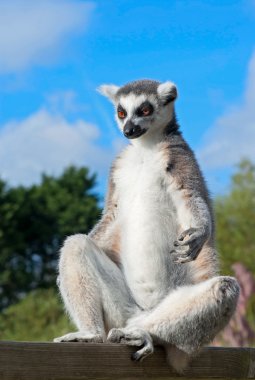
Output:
[54, 80, 239, 373]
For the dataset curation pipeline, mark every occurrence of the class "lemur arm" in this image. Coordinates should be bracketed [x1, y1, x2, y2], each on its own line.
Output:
[89, 164, 120, 265]
[165, 135, 214, 263]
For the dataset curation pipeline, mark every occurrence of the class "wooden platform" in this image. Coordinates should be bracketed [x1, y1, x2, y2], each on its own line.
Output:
[0, 342, 254, 380]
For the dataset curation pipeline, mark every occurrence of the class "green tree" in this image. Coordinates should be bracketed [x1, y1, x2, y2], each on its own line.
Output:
[0, 166, 101, 310]
[215, 159, 255, 275]
[0, 288, 73, 341]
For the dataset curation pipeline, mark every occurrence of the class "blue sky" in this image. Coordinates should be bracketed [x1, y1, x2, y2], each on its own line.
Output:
[0, 0, 255, 200]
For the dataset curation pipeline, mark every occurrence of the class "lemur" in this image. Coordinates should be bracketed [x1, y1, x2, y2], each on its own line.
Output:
[54, 80, 240, 373]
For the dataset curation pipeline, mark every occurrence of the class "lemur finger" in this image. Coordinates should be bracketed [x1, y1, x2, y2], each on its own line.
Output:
[173, 244, 200, 264]
[173, 241, 200, 260]
[131, 341, 154, 362]
[171, 245, 190, 256]
[174, 233, 198, 246]
[174, 256, 193, 264]
[121, 338, 144, 346]
[174, 255, 191, 264]
[177, 228, 197, 242]
[107, 328, 124, 343]
[107, 329, 144, 346]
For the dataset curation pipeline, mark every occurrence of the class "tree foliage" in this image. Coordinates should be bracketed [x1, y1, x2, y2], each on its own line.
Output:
[215, 159, 255, 275]
[0, 166, 101, 310]
[0, 288, 73, 341]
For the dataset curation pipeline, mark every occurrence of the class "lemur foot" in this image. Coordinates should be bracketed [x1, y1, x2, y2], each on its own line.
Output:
[214, 276, 240, 316]
[54, 331, 104, 343]
[107, 327, 154, 362]
[172, 227, 205, 264]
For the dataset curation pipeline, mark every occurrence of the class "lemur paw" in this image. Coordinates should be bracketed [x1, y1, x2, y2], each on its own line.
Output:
[54, 331, 104, 343]
[172, 227, 205, 264]
[214, 276, 240, 313]
[107, 327, 154, 362]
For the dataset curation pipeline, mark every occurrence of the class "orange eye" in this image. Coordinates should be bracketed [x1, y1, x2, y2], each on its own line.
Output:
[142, 107, 151, 116]
[118, 110, 126, 119]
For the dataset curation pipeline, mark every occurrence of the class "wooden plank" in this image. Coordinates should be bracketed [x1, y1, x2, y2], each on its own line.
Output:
[0, 341, 254, 380]
[249, 348, 255, 379]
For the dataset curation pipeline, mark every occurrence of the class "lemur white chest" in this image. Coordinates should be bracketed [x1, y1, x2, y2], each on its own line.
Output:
[114, 145, 180, 309]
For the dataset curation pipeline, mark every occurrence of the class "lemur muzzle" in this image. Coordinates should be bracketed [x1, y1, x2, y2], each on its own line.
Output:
[123, 121, 146, 139]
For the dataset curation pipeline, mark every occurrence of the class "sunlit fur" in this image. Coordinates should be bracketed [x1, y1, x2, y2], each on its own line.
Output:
[55, 79, 240, 374]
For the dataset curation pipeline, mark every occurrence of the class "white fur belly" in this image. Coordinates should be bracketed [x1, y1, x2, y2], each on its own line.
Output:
[114, 146, 178, 310]
[121, 194, 177, 309]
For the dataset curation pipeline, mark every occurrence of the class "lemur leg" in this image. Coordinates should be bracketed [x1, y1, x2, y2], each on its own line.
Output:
[108, 276, 239, 371]
[54, 234, 138, 343]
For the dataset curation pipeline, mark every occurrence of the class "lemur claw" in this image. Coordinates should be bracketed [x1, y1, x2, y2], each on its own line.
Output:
[176, 228, 197, 243]
[107, 328, 154, 362]
[172, 228, 204, 263]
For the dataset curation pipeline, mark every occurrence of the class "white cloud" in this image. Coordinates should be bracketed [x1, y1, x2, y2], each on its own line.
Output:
[0, 108, 119, 186]
[0, 0, 94, 73]
[46, 91, 88, 114]
[198, 52, 255, 169]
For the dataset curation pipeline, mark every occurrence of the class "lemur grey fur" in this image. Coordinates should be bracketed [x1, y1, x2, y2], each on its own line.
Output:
[54, 79, 240, 373]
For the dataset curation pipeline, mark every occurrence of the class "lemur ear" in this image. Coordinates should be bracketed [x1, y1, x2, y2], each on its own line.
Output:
[97, 84, 120, 103]
[157, 81, 177, 105]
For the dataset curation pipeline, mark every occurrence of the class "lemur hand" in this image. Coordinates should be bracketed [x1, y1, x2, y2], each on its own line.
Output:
[107, 327, 153, 362]
[172, 227, 206, 264]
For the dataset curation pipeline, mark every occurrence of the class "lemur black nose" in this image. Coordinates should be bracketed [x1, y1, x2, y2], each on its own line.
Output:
[123, 121, 146, 139]
[124, 125, 139, 138]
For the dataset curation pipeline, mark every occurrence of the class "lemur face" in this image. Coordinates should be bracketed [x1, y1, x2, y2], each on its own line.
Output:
[116, 93, 157, 139]
[98, 80, 177, 140]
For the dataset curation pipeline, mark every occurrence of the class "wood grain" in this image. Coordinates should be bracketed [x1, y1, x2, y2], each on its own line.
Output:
[0, 341, 254, 380]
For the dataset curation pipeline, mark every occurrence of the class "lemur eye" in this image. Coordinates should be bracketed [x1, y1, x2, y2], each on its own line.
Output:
[136, 102, 153, 117]
[142, 107, 151, 116]
[117, 106, 126, 120]
[118, 110, 126, 119]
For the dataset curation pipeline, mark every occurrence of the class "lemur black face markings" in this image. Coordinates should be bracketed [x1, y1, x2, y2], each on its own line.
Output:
[117, 101, 154, 139]
[117, 104, 127, 120]
[135, 101, 154, 117]
[117, 101, 154, 121]
[123, 121, 146, 139]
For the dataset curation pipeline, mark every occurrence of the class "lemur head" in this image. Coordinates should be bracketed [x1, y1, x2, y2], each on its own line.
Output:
[98, 79, 177, 141]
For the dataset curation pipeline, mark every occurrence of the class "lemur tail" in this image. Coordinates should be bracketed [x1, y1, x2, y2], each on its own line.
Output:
[164, 344, 192, 374]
